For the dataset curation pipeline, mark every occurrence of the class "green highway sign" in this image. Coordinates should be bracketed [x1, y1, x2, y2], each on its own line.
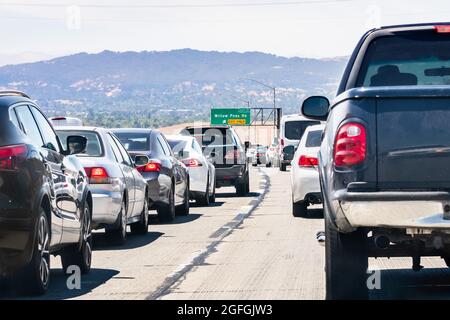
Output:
[210, 108, 251, 126]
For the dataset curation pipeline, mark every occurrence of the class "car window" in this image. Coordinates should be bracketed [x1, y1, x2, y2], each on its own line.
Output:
[114, 132, 150, 151]
[167, 139, 187, 154]
[14, 105, 44, 148]
[57, 130, 103, 157]
[284, 121, 320, 140]
[158, 135, 172, 156]
[112, 135, 132, 166]
[9, 108, 21, 130]
[106, 133, 123, 163]
[30, 107, 60, 153]
[305, 130, 323, 148]
[357, 32, 450, 87]
[193, 139, 203, 154]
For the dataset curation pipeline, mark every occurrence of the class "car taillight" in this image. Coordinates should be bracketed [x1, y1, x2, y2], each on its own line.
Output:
[334, 122, 366, 167]
[0, 144, 28, 171]
[280, 139, 285, 147]
[137, 162, 161, 173]
[182, 158, 202, 167]
[298, 155, 318, 167]
[435, 25, 450, 33]
[225, 150, 241, 159]
[84, 167, 110, 184]
[256, 153, 263, 157]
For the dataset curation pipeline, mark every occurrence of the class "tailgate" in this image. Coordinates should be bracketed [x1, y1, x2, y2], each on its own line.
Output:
[377, 97, 450, 190]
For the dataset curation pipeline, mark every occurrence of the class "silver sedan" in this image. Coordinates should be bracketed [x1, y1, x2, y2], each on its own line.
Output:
[56, 127, 149, 245]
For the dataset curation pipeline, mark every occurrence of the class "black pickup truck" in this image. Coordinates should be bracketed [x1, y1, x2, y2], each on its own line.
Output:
[302, 23, 450, 299]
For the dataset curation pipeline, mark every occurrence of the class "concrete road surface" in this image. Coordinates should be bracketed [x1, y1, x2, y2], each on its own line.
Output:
[3, 167, 450, 300]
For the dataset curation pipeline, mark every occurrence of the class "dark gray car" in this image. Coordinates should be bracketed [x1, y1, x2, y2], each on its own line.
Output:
[113, 129, 190, 222]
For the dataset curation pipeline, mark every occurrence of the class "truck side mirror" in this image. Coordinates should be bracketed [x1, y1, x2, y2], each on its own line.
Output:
[302, 96, 330, 121]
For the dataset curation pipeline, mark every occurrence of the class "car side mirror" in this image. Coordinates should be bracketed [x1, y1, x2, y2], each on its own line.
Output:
[134, 155, 150, 167]
[244, 141, 250, 150]
[301, 96, 330, 121]
[66, 135, 87, 155]
[283, 145, 295, 155]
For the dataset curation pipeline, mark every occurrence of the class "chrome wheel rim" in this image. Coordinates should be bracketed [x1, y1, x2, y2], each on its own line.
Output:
[82, 208, 92, 268]
[38, 215, 50, 287]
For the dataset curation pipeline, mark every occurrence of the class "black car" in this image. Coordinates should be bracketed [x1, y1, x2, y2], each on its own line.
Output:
[0, 91, 92, 295]
[113, 129, 189, 222]
[302, 23, 450, 299]
[181, 125, 250, 196]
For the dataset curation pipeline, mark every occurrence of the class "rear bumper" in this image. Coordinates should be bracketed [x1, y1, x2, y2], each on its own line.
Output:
[292, 169, 321, 203]
[215, 165, 246, 187]
[91, 190, 122, 225]
[336, 190, 450, 231]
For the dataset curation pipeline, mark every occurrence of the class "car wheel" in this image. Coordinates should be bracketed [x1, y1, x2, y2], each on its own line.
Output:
[325, 204, 368, 300]
[157, 185, 176, 222]
[236, 173, 249, 196]
[293, 201, 308, 217]
[106, 199, 127, 245]
[61, 201, 92, 274]
[130, 194, 149, 235]
[17, 208, 51, 295]
[197, 177, 210, 206]
[252, 163, 257, 167]
[209, 181, 216, 203]
[176, 182, 190, 215]
[266, 162, 271, 168]
[280, 163, 287, 171]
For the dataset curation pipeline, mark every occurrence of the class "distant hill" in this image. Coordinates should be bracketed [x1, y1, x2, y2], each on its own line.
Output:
[0, 49, 348, 125]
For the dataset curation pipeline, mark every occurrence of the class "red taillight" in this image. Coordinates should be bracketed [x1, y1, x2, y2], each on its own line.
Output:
[334, 122, 366, 167]
[298, 155, 318, 167]
[225, 150, 241, 160]
[84, 167, 110, 184]
[137, 162, 161, 172]
[280, 139, 285, 147]
[435, 25, 450, 33]
[256, 153, 263, 157]
[0, 144, 28, 171]
[182, 158, 202, 167]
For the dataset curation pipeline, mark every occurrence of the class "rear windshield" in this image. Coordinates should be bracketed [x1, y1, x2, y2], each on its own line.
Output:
[185, 128, 235, 148]
[357, 31, 450, 87]
[114, 132, 150, 151]
[168, 139, 187, 152]
[305, 130, 323, 148]
[284, 121, 320, 140]
[57, 131, 103, 157]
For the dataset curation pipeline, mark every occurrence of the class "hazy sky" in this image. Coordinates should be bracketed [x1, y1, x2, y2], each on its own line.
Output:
[1, 0, 449, 59]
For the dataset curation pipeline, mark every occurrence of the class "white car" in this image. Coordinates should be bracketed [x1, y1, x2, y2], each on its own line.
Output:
[167, 135, 216, 206]
[279, 114, 321, 171]
[290, 124, 325, 217]
[56, 127, 149, 245]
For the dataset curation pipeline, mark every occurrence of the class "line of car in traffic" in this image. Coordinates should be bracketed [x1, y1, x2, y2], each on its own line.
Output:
[0, 94, 252, 296]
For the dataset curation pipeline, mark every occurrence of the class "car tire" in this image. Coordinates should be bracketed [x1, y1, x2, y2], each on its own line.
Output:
[61, 201, 92, 275]
[325, 205, 368, 300]
[266, 162, 271, 168]
[197, 176, 210, 206]
[176, 183, 190, 216]
[252, 163, 257, 167]
[106, 199, 127, 245]
[236, 172, 250, 196]
[157, 185, 176, 223]
[280, 163, 287, 171]
[209, 181, 216, 203]
[17, 208, 51, 295]
[130, 194, 149, 235]
[293, 201, 308, 217]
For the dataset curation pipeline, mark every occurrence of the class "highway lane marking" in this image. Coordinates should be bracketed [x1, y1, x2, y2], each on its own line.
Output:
[146, 168, 271, 300]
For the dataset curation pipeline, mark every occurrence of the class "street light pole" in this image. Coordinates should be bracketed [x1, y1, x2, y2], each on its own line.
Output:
[240, 78, 278, 143]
